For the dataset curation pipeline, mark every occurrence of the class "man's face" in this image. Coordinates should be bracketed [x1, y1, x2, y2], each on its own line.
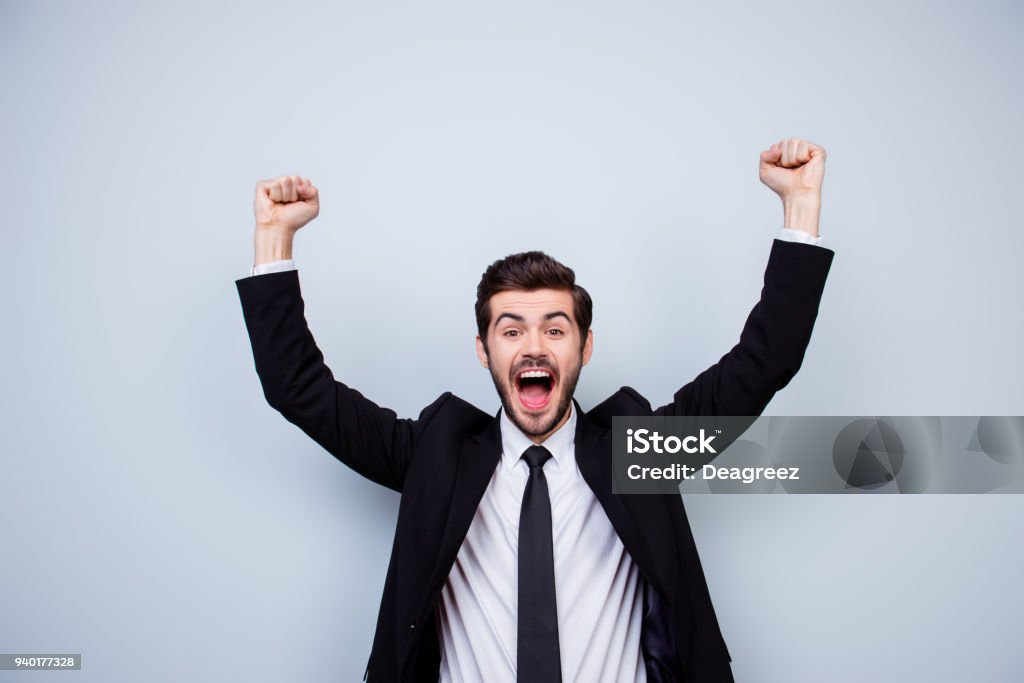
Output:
[476, 288, 593, 443]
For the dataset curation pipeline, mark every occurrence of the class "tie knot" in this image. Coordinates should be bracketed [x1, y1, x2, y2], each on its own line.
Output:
[521, 445, 553, 470]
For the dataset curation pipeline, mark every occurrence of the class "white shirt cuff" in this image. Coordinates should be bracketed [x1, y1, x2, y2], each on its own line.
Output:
[778, 227, 823, 246]
[250, 259, 296, 277]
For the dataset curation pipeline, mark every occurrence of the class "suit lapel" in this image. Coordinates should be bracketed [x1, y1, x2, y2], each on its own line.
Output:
[573, 400, 662, 592]
[417, 411, 503, 624]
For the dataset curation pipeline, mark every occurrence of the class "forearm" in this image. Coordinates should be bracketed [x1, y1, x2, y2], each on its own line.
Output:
[254, 226, 295, 265]
[234, 270, 413, 492]
[782, 192, 821, 238]
[654, 239, 834, 416]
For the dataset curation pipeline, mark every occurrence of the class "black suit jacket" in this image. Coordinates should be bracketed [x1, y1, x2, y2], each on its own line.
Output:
[235, 239, 834, 682]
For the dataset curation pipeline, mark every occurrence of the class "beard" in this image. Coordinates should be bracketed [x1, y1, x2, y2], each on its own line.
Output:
[488, 353, 583, 439]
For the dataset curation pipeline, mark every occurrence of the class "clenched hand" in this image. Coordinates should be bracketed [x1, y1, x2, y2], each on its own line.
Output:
[759, 138, 826, 200]
[254, 175, 320, 233]
[251, 175, 319, 266]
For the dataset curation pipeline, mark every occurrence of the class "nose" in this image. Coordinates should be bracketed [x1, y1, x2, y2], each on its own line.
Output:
[522, 329, 547, 359]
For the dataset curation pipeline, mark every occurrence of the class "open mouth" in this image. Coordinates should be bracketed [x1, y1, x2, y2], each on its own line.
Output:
[515, 368, 556, 411]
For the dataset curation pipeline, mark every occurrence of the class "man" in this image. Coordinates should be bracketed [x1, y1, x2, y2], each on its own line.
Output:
[236, 138, 834, 682]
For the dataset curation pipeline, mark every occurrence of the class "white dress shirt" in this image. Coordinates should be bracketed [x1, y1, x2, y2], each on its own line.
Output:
[244, 227, 824, 679]
[433, 402, 647, 683]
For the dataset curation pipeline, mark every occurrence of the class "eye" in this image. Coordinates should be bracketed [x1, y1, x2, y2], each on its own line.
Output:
[503, 329, 520, 337]
[547, 328, 564, 336]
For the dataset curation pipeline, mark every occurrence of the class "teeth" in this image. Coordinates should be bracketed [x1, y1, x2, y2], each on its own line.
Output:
[519, 370, 552, 379]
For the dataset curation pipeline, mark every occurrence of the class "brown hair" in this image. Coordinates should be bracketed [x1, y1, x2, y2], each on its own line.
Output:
[475, 251, 592, 353]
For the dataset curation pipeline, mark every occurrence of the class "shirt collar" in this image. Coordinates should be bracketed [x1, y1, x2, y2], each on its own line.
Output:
[499, 402, 577, 472]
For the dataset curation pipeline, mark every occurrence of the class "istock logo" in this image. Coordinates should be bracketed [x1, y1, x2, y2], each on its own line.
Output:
[625, 428, 717, 454]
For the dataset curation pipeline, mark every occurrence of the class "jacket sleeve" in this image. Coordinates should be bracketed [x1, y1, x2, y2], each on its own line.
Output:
[653, 239, 834, 417]
[235, 269, 448, 492]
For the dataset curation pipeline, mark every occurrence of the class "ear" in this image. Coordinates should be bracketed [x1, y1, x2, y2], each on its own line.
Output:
[475, 335, 489, 368]
[581, 329, 594, 367]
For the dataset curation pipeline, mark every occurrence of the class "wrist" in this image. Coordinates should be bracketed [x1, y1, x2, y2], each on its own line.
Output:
[254, 225, 295, 265]
[782, 192, 821, 237]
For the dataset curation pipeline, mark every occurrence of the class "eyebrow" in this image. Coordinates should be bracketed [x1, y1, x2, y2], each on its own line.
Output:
[494, 311, 572, 326]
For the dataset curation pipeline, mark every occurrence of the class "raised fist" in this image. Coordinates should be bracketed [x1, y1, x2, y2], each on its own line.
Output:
[759, 138, 826, 200]
[254, 175, 320, 233]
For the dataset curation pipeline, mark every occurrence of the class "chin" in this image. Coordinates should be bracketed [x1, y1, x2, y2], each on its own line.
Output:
[514, 407, 560, 435]
[506, 389, 572, 438]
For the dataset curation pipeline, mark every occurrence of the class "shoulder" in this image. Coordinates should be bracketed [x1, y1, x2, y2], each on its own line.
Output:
[584, 386, 653, 428]
[416, 391, 492, 433]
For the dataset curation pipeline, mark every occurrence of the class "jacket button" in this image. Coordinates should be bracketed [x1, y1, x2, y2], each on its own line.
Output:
[407, 623, 416, 635]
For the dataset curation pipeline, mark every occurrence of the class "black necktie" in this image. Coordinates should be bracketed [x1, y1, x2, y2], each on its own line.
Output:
[517, 445, 562, 682]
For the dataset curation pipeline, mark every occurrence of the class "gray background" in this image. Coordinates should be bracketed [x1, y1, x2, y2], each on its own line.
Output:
[2, 0, 1022, 681]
